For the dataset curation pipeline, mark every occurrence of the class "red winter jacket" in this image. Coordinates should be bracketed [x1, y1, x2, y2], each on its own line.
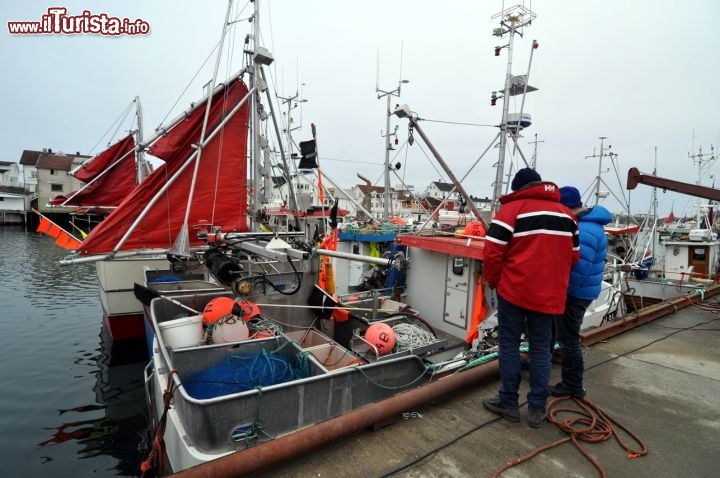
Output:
[484, 182, 579, 314]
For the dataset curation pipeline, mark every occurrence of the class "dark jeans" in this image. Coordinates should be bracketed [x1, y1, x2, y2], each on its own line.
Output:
[497, 294, 554, 411]
[554, 295, 592, 391]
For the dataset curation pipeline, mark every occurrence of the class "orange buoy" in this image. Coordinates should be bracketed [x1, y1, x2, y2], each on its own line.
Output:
[465, 221, 486, 237]
[234, 300, 261, 321]
[202, 297, 236, 326]
[365, 323, 396, 355]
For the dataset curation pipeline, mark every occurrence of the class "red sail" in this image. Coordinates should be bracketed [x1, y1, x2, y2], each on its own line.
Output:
[50, 134, 137, 207]
[77, 79, 250, 255]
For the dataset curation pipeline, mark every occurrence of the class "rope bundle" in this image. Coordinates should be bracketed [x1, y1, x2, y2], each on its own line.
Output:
[392, 323, 436, 352]
[492, 395, 647, 478]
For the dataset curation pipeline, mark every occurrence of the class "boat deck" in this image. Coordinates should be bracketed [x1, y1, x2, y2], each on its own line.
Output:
[246, 303, 720, 477]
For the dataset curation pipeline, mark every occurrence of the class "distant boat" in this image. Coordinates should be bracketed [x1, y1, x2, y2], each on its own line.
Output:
[621, 166, 720, 308]
[47, 98, 150, 236]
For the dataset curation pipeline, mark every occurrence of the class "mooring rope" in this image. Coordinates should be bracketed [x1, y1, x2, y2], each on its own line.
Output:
[491, 395, 648, 478]
[140, 369, 178, 478]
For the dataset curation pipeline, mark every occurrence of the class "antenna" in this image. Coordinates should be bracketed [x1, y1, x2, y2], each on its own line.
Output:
[398, 41, 404, 85]
[375, 49, 380, 92]
[688, 143, 716, 187]
[489, 4, 538, 214]
[528, 133, 544, 169]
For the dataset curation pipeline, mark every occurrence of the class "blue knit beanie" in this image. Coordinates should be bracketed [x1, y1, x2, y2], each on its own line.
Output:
[559, 186, 583, 208]
[510, 168, 542, 191]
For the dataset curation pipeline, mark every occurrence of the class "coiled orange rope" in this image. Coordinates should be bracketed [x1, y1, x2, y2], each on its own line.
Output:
[492, 395, 647, 478]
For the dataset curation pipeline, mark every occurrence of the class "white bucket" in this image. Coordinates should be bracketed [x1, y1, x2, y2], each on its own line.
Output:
[158, 314, 204, 349]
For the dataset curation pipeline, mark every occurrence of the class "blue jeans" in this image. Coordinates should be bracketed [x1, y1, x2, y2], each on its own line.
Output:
[554, 295, 592, 391]
[497, 294, 553, 410]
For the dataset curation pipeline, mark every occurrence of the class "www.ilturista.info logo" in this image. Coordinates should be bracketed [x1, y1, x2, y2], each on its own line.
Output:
[8, 7, 150, 35]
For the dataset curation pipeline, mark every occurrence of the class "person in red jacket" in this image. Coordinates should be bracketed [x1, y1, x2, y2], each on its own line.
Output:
[482, 168, 578, 428]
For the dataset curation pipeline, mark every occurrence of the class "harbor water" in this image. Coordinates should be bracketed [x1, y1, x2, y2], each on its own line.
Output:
[0, 227, 148, 477]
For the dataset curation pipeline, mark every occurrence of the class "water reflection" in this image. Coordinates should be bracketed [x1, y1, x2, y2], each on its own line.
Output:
[37, 324, 148, 476]
[0, 228, 149, 476]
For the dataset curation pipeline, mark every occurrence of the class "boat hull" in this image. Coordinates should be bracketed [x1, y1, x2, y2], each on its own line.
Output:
[96, 256, 172, 340]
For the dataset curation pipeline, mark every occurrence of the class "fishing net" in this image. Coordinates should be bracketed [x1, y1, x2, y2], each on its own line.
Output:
[183, 349, 309, 399]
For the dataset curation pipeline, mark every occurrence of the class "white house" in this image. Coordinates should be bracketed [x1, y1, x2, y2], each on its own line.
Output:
[424, 181, 460, 201]
[0, 161, 21, 188]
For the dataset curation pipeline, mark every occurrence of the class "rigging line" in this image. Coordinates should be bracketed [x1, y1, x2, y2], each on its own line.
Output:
[155, 2, 250, 130]
[87, 99, 135, 155]
[263, 59, 293, 155]
[108, 104, 135, 151]
[210, 83, 232, 226]
[310, 156, 384, 166]
[182, 0, 235, 235]
[401, 141, 409, 184]
[414, 139, 448, 183]
[157, 43, 220, 130]
[418, 118, 497, 127]
[211, 3, 241, 224]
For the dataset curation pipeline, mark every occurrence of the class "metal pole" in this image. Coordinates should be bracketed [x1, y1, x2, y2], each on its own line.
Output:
[315, 248, 392, 266]
[595, 137, 606, 206]
[179, 0, 234, 239]
[492, 21, 516, 215]
[260, 68, 301, 230]
[250, 0, 262, 228]
[384, 93, 392, 222]
[408, 118, 487, 229]
[135, 96, 146, 183]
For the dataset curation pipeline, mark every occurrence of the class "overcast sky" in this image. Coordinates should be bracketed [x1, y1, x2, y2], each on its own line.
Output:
[2, 0, 719, 217]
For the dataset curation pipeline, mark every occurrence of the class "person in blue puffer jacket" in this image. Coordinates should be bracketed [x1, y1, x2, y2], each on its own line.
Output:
[550, 186, 613, 398]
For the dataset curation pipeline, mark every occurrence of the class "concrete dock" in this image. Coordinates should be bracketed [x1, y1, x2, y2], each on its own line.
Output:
[249, 302, 720, 477]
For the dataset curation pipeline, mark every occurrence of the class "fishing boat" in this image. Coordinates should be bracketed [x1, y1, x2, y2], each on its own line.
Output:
[138, 5, 550, 475]
[621, 166, 720, 308]
[59, 0, 319, 341]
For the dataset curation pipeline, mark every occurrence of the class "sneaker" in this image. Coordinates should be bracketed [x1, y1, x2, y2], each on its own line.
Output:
[549, 382, 587, 398]
[527, 407, 547, 428]
[483, 396, 520, 422]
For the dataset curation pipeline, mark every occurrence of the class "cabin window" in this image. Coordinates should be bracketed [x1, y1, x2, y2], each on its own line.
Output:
[50, 169, 56, 175]
[692, 248, 706, 261]
[51, 184, 63, 192]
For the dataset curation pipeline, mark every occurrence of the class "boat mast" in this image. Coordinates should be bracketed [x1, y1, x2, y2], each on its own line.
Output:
[529, 133, 543, 169]
[134, 96, 146, 184]
[278, 91, 307, 219]
[490, 5, 536, 215]
[377, 80, 408, 223]
[584, 136, 620, 207]
[594, 137, 606, 207]
[249, 0, 262, 229]
[689, 142, 716, 225]
[652, 146, 658, 258]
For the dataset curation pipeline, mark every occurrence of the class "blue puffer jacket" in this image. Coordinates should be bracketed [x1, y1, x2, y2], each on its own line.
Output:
[567, 205, 613, 300]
